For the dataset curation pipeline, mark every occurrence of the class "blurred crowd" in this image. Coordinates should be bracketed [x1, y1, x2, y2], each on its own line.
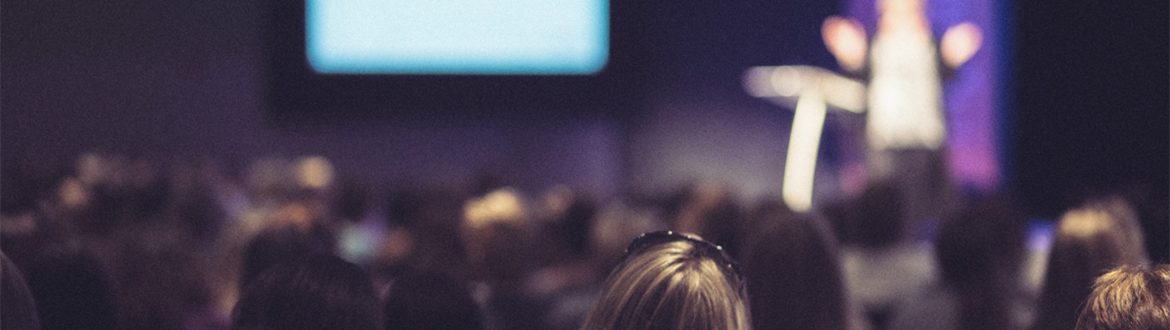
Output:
[0, 152, 1166, 329]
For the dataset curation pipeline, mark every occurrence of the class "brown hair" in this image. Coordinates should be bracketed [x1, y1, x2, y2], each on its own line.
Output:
[1075, 265, 1170, 330]
[581, 235, 751, 330]
[742, 211, 847, 330]
[935, 196, 1027, 330]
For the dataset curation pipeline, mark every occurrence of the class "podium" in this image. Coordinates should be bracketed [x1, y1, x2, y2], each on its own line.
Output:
[743, 66, 865, 213]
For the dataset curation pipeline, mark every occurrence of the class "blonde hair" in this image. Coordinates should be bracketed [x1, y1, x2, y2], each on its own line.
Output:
[581, 238, 751, 330]
[1075, 265, 1170, 330]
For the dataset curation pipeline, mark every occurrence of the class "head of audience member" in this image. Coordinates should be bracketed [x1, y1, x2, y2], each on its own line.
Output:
[164, 161, 228, 244]
[673, 183, 748, 259]
[2, 251, 40, 330]
[935, 196, 1028, 330]
[240, 225, 335, 290]
[590, 203, 664, 278]
[378, 188, 468, 276]
[386, 187, 454, 231]
[23, 246, 118, 330]
[333, 179, 373, 223]
[478, 222, 549, 330]
[481, 224, 541, 290]
[742, 207, 847, 330]
[1035, 197, 1149, 330]
[1075, 264, 1170, 330]
[232, 254, 380, 330]
[540, 186, 598, 260]
[814, 197, 857, 246]
[581, 231, 751, 330]
[853, 181, 905, 249]
[461, 187, 530, 269]
[70, 154, 172, 233]
[1094, 196, 1148, 259]
[383, 270, 483, 330]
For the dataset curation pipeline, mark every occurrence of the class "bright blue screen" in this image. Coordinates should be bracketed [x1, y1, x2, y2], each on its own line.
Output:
[306, 0, 608, 75]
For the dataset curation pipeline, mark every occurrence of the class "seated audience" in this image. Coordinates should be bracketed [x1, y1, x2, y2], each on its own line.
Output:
[1075, 264, 1170, 330]
[581, 230, 751, 330]
[374, 187, 469, 282]
[7, 152, 1164, 330]
[232, 254, 380, 330]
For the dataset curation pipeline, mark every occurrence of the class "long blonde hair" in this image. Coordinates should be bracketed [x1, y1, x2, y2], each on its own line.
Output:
[582, 233, 751, 330]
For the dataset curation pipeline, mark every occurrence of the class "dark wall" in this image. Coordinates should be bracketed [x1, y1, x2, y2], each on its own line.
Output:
[1013, 0, 1169, 216]
[1013, 0, 1168, 261]
[1, 0, 622, 196]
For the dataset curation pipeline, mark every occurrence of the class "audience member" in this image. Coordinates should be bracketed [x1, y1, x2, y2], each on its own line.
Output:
[581, 230, 751, 330]
[479, 223, 546, 330]
[232, 254, 380, 330]
[1033, 197, 1150, 330]
[536, 201, 664, 330]
[840, 182, 936, 329]
[383, 271, 483, 330]
[890, 196, 1029, 330]
[526, 187, 605, 330]
[1075, 264, 1170, 330]
[112, 226, 217, 329]
[2, 251, 40, 330]
[375, 187, 469, 280]
[742, 203, 853, 330]
[673, 183, 749, 259]
[588, 202, 665, 274]
[23, 246, 118, 330]
[240, 225, 336, 290]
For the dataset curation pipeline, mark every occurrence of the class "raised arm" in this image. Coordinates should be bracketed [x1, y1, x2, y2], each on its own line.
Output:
[822, 16, 867, 72]
[940, 22, 983, 68]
